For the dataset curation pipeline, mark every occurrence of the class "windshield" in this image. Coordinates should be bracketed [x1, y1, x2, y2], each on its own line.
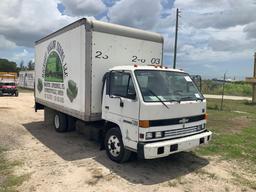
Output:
[134, 70, 204, 102]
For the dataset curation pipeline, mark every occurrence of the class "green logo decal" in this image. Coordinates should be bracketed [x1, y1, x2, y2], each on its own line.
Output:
[67, 80, 78, 102]
[40, 40, 78, 103]
[45, 51, 64, 82]
[37, 78, 43, 93]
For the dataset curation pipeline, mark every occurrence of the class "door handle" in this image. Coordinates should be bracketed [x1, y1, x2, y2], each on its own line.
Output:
[105, 106, 109, 109]
[120, 100, 124, 107]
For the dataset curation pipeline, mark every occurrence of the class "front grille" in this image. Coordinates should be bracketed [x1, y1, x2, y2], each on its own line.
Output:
[149, 115, 205, 127]
[164, 125, 205, 138]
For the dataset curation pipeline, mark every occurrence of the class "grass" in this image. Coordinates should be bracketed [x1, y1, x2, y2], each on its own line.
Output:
[195, 99, 256, 189]
[196, 99, 256, 165]
[232, 172, 256, 190]
[0, 147, 29, 192]
[201, 80, 252, 97]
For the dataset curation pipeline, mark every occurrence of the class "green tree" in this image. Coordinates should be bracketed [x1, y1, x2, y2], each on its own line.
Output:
[19, 60, 24, 70]
[27, 60, 35, 70]
[0, 58, 17, 72]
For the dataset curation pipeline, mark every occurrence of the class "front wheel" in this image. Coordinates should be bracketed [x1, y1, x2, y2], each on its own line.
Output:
[104, 127, 131, 163]
[15, 91, 18, 97]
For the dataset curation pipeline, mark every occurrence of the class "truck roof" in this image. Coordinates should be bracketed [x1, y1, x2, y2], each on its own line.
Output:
[109, 65, 185, 73]
[35, 18, 163, 45]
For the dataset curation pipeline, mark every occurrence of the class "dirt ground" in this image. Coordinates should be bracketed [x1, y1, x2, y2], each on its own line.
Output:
[0, 92, 255, 192]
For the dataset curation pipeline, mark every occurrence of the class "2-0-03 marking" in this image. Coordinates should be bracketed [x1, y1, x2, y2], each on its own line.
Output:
[132, 56, 161, 64]
[132, 56, 146, 63]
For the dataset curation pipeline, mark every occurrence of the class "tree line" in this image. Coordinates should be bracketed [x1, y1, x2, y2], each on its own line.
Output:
[0, 58, 34, 73]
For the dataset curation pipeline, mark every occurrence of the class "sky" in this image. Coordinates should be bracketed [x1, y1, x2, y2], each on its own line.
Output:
[0, 0, 256, 79]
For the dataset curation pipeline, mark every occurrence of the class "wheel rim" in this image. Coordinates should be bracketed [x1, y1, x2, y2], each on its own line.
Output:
[54, 115, 60, 129]
[107, 135, 121, 157]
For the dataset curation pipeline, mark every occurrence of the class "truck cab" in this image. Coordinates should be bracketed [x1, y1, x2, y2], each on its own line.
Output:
[102, 65, 212, 162]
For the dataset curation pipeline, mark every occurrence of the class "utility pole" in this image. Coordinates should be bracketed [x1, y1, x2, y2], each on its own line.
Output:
[253, 52, 256, 103]
[220, 72, 226, 111]
[173, 8, 181, 69]
[245, 52, 256, 103]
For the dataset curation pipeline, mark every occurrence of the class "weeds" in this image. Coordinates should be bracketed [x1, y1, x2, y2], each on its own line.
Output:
[197, 99, 256, 165]
[0, 146, 29, 192]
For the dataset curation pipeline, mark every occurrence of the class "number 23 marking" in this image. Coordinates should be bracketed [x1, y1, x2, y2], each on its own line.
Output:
[95, 51, 108, 59]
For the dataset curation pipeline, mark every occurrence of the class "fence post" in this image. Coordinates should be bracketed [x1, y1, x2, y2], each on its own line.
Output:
[220, 72, 226, 111]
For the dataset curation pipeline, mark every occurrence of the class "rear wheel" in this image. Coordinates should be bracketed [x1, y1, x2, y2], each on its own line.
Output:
[67, 116, 76, 131]
[15, 91, 18, 97]
[104, 127, 131, 163]
[54, 112, 67, 132]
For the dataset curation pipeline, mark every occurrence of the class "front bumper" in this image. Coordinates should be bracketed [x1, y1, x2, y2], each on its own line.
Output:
[137, 131, 212, 159]
[1, 89, 16, 94]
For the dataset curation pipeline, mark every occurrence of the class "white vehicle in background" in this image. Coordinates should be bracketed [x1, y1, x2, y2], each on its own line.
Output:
[35, 18, 212, 163]
[18, 70, 35, 89]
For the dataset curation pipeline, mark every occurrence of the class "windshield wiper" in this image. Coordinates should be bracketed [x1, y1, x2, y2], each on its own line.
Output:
[180, 96, 204, 101]
[147, 89, 169, 109]
[167, 99, 181, 103]
[180, 96, 195, 101]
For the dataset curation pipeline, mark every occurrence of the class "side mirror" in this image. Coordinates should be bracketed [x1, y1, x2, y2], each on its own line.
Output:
[127, 93, 136, 100]
[110, 95, 124, 107]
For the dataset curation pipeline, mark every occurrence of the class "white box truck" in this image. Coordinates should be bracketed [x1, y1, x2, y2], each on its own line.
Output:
[35, 18, 212, 163]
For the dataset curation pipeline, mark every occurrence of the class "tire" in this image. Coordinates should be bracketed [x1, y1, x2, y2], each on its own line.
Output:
[104, 127, 131, 163]
[15, 91, 18, 97]
[54, 112, 67, 132]
[67, 116, 76, 131]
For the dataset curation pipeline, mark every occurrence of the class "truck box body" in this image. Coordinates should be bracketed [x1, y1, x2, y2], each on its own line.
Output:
[18, 70, 35, 89]
[35, 18, 163, 121]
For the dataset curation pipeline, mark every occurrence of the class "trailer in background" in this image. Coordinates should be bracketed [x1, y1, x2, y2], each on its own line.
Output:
[18, 70, 35, 89]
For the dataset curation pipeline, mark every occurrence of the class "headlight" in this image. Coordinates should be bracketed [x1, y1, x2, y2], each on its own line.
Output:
[197, 124, 205, 131]
[146, 132, 153, 139]
[155, 131, 163, 138]
[146, 132, 164, 139]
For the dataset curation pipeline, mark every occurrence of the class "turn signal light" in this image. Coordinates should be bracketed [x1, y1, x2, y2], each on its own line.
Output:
[204, 113, 208, 120]
[139, 120, 150, 128]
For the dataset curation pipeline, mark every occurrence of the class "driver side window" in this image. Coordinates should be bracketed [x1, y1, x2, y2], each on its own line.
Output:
[109, 71, 136, 99]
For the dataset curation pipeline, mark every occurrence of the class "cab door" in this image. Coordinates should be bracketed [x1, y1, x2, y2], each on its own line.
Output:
[102, 71, 140, 150]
